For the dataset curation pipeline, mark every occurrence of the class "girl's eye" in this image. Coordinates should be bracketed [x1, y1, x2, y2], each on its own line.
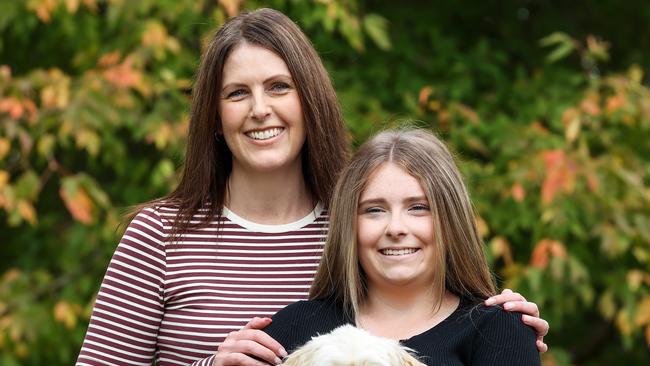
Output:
[409, 204, 430, 212]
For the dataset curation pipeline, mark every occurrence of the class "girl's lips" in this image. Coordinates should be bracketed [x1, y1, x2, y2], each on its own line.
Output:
[378, 248, 420, 256]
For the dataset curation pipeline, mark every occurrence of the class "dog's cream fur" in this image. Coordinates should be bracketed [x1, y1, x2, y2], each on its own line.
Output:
[282, 324, 426, 366]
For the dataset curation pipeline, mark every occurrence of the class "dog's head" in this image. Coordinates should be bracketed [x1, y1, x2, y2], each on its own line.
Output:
[282, 324, 426, 366]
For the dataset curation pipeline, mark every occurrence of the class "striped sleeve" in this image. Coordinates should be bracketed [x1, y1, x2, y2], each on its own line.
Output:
[189, 355, 216, 366]
[77, 207, 168, 365]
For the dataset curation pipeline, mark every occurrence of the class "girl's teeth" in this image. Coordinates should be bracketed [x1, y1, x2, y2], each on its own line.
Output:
[380, 248, 418, 256]
[247, 128, 283, 140]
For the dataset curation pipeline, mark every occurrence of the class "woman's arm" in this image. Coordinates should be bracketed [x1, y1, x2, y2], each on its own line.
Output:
[76, 208, 167, 365]
[484, 289, 549, 352]
[207, 317, 287, 366]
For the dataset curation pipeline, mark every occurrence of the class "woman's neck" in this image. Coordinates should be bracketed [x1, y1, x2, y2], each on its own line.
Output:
[225, 163, 314, 225]
[357, 286, 460, 340]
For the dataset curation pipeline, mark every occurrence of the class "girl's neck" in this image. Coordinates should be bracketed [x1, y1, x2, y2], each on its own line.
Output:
[225, 162, 314, 225]
[357, 286, 460, 340]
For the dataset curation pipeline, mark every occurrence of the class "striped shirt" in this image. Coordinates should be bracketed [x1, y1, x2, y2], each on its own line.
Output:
[77, 204, 327, 366]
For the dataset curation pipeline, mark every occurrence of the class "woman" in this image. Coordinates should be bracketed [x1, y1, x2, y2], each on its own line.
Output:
[264, 129, 541, 365]
[76, 8, 547, 366]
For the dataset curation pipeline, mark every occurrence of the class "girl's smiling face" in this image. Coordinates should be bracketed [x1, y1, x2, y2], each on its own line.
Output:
[356, 163, 437, 291]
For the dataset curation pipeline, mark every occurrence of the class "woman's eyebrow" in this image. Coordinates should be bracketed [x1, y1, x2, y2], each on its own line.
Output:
[263, 74, 293, 83]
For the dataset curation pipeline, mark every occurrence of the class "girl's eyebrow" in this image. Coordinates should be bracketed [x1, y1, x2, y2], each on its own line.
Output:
[358, 198, 386, 206]
[358, 195, 427, 206]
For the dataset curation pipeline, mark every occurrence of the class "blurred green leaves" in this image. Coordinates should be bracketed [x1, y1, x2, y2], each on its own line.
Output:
[1, 1, 649, 365]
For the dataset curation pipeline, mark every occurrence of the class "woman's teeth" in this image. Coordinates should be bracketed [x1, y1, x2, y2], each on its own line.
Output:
[247, 128, 283, 140]
[380, 248, 419, 256]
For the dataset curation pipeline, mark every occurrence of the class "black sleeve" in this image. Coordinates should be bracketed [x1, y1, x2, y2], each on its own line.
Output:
[263, 300, 350, 353]
[263, 301, 306, 352]
[470, 308, 541, 365]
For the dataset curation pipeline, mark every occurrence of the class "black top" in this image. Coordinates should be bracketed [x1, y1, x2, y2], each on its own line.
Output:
[264, 298, 540, 365]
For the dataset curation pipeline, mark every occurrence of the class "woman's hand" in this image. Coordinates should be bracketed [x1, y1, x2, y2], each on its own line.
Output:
[485, 288, 549, 353]
[212, 317, 287, 366]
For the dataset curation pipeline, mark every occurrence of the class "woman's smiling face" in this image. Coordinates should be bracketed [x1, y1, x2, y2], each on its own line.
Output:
[218, 42, 306, 174]
[356, 163, 437, 291]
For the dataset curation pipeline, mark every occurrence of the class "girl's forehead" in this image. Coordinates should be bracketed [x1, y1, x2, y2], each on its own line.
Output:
[360, 163, 425, 198]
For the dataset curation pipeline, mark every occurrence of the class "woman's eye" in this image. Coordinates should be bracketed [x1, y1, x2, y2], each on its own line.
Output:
[362, 207, 384, 214]
[268, 82, 291, 93]
[226, 89, 247, 99]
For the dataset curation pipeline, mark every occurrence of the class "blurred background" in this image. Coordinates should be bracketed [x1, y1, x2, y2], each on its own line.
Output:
[1, 0, 649, 364]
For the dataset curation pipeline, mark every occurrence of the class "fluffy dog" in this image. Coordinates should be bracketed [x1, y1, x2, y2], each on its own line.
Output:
[282, 324, 426, 366]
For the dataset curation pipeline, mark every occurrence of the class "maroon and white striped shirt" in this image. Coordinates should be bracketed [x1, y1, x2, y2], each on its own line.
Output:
[77, 204, 327, 366]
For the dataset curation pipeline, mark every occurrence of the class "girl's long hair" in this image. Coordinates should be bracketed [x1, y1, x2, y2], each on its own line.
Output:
[310, 129, 496, 316]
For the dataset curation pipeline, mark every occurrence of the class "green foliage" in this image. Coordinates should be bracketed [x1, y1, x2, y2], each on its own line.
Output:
[1, 1, 649, 365]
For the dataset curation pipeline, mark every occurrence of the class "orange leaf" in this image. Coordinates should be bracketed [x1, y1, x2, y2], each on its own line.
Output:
[142, 21, 168, 48]
[580, 93, 601, 116]
[59, 185, 94, 224]
[561, 108, 579, 126]
[455, 104, 479, 124]
[0, 97, 25, 119]
[0, 170, 8, 191]
[3, 268, 21, 282]
[97, 51, 121, 67]
[219, 0, 244, 17]
[418, 86, 433, 107]
[437, 110, 450, 130]
[490, 236, 513, 266]
[475, 216, 489, 238]
[617, 310, 633, 336]
[23, 99, 38, 123]
[529, 120, 550, 135]
[41, 83, 70, 109]
[81, 0, 97, 11]
[540, 150, 576, 204]
[28, 0, 57, 23]
[564, 115, 581, 143]
[511, 183, 526, 202]
[606, 95, 625, 113]
[587, 173, 600, 193]
[16, 200, 37, 225]
[0, 65, 11, 81]
[0, 138, 10, 160]
[64, 0, 80, 13]
[54, 301, 78, 329]
[103, 57, 142, 89]
[530, 239, 566, 269]
[634, 296, 650, 327]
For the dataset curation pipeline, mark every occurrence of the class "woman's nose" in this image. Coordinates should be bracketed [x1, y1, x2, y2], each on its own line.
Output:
[249, 90, 271, 121]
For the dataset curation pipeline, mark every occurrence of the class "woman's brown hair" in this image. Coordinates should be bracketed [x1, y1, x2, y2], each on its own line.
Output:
[138, 8, 349, 235]
[310, 128, 496, 316]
